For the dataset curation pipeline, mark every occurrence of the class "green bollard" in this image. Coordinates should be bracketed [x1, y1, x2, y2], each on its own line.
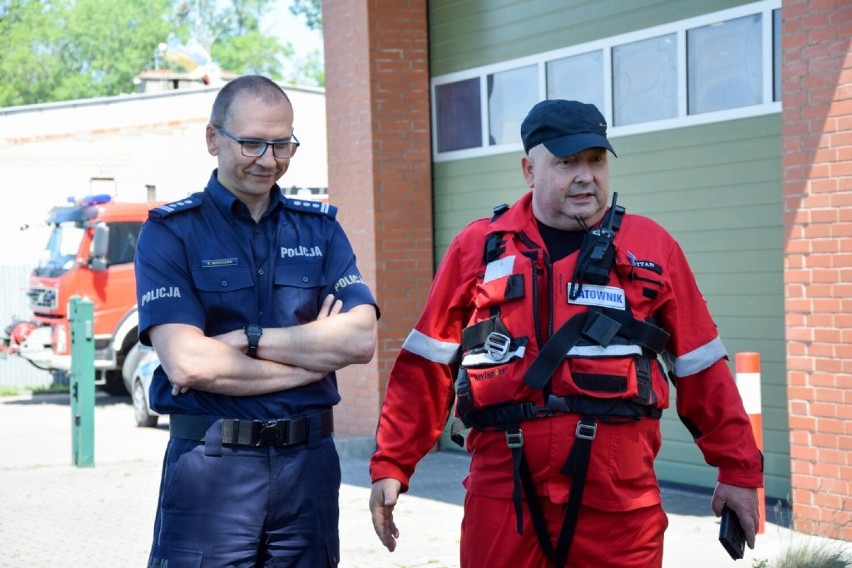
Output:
[69, 296, 95, 467]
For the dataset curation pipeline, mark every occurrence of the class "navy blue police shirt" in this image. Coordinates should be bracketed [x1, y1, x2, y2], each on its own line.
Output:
[135, 171, 378, 419]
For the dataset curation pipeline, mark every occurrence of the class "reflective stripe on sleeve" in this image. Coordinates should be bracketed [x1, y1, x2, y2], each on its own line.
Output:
[402, 329, 460, 365]
[673, 336, 728, 378]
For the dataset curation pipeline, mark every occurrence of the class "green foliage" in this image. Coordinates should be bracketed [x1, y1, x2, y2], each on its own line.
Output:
[0, 0, 181, 106]
[0, 0, 68, 106]
[285, 49, 324, 87]
[58, 0, 179, 100]
[290, 0, 322, 31]
[0, 386, 22, 397]
[0, 0, 324, 106]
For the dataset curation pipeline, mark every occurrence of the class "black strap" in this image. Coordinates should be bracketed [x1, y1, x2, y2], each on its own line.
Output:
[523, 315, 587, 389]
[462, 395, 661, 431]
[553, 417, 596, 566]
[523, 310, 669, 392]
[520, 451, 555, 560]
[588, 308, 670, 354]
[461, 317, 512, 351]
[507, 428, 525, 534]
[513, 417, 598, 568]
[484, 232, 506, 264]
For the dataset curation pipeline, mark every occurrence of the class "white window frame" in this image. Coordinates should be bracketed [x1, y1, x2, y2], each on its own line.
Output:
[430, 0, 781, 163]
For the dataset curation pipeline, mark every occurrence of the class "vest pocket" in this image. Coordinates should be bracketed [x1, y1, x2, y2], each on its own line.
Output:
[559, 356, 640, 400]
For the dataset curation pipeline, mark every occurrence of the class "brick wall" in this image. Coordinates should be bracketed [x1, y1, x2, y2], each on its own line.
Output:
[323, 1, 433, 437]
[782, 0, 851, 541]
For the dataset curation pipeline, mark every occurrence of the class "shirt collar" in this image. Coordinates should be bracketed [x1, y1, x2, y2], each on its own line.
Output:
[205, 170, 284, 220]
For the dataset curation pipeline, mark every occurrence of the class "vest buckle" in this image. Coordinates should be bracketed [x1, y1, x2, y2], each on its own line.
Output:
[484, 332, 511, 361]
[575, 420, 597, 440]
[505, 428, 524, 448]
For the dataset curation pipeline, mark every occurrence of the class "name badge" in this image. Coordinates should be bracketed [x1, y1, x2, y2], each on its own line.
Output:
[567, 284, 626, 310]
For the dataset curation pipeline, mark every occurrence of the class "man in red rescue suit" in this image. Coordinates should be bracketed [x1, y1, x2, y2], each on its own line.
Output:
[369, 99, 763, 567]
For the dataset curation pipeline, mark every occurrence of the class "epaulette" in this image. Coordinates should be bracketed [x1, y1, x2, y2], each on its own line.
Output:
[284, 198, 337, 220]
[149, 193, 204, 219]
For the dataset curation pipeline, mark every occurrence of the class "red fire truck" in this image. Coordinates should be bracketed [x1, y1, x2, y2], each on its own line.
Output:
[1, 194, 161, 395]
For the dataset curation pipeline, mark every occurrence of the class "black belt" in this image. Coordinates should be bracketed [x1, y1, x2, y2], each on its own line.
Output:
[169, 408, 334, 448]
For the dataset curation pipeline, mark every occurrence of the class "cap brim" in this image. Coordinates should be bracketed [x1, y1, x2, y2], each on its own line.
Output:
[542, 133, 616, 158]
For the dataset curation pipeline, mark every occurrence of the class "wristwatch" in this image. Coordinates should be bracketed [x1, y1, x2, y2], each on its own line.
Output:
[244, 324, 263, 358]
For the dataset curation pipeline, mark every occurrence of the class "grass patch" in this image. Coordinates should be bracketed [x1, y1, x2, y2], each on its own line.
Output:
[33, 384, 70, 394]
[753, 541, 852, 568]
[0, 386, 22, 397]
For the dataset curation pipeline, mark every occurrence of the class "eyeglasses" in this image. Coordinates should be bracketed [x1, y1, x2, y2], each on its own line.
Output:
[213, 125, 300, 159]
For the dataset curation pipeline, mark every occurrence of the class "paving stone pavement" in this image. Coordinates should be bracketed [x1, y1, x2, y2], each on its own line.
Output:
[1, 391, 849, 567]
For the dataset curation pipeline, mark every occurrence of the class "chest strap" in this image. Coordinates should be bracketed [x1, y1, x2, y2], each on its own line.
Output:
[524, 310, 669, 391]
[461, 394, 661, 433]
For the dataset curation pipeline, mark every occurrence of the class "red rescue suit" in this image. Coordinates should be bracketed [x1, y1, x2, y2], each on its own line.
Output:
[371, 192, 763, 567]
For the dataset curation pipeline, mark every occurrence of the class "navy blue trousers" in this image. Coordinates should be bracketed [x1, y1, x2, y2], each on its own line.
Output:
[148, 430, 340, 567]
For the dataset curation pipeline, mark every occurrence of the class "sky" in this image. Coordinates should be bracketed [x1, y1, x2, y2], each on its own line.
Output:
[262, 0, 324, 78]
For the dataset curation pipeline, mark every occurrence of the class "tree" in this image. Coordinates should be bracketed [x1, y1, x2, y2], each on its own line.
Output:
[0, 0, 183, 106]
[283, 0, 324, 86]
[57, 0, 180, 101]
[0, 0, 322, 106]
[290, 0, 322, 31]
[173, 0, 291, 79]
[0, 1, 69, 106]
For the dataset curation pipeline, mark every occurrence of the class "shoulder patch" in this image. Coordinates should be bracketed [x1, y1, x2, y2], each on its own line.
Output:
[284, 198, 337, 220]
[149, 193, 204, 219]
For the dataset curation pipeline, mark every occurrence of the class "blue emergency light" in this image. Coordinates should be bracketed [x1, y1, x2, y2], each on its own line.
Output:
[80, 194, 112, 206]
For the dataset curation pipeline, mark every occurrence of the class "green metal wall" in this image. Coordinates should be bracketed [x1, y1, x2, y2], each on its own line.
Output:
[430, 0, 748, 77]
[430, 0, 790, 500]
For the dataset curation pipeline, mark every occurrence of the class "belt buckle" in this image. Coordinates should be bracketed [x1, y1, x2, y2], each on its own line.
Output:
[256, 419, 287, 447]
[484, 332, 511, 362]
[575, 421, 597, 440]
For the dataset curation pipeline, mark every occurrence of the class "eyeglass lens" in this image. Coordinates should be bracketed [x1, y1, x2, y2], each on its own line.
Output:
[240, 141, 297, 159]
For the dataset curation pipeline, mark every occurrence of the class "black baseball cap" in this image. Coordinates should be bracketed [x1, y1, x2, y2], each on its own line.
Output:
[520, 99, 616, 157]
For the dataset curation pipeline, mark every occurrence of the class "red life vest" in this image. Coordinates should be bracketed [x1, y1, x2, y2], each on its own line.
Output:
[454, 203, 671, 435]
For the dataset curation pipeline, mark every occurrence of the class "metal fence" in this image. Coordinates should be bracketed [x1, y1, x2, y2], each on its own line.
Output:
[0, 264, 51, 389]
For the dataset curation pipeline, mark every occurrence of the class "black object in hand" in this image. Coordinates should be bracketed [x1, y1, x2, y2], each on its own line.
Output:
[719, 505, 746, 560]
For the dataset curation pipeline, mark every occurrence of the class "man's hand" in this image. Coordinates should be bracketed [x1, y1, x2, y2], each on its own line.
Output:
[711, 482, 759, 549]
[370, 478, 402, 552]
[317, 294, 343, 319]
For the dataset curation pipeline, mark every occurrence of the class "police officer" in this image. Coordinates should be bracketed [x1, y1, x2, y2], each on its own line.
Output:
[136, 75, 379, 567]
[369, 100, 762, 567]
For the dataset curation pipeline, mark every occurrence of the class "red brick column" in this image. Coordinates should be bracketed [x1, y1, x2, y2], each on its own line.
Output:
[782, 0, 851, 541]
[323, 1, 433, 436]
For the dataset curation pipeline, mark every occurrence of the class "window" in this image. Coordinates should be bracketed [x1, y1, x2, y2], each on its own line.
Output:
[106, 222, 143, 266]
[487, 65, 538, 146]
[688, 14, 763, 114]
[435, 78, 482, 152]
[546, 51, 605, 111]
[431, 1, 781, 160]
[613, 34, 678, 126]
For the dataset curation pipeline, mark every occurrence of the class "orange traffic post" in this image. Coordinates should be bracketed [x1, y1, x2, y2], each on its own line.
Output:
[735, 351, 765, 534]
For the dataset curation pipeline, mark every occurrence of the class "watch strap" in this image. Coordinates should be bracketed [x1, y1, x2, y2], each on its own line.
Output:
[244, 324, 263, 358]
